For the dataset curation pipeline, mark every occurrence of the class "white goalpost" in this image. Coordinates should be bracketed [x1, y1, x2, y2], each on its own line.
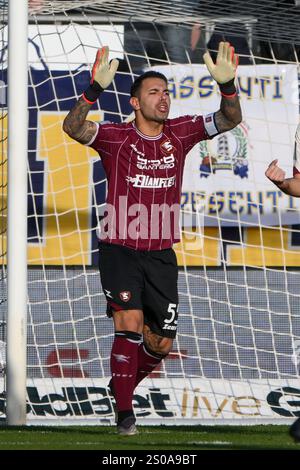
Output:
[6, 0, 28, 425]
[1, 0, 300, 425]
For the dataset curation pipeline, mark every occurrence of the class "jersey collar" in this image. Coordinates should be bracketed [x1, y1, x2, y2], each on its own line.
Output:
[132, 122, 163, 141]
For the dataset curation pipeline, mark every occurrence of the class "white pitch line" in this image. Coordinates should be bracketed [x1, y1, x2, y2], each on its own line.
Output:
[187, 441, 232, 445]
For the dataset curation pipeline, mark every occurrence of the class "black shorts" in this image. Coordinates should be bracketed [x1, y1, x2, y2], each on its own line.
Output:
[98, 242, 179, 339]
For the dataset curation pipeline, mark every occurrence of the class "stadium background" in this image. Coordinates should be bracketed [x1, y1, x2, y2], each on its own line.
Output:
[0, 0, 300, 424]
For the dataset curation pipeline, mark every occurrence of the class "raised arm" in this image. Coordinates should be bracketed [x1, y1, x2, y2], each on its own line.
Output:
[265, 124, 300, 197]
[266, 160, 300, 197]
[63, 98, 98, 144]
[271, 177, 300, 197]
[203, 41, 242, 133]
[63, 46, 119, 144]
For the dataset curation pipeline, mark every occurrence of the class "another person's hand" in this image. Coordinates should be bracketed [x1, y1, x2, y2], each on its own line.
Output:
[265, 159, 286, 184]
[203, 41, 238, 84]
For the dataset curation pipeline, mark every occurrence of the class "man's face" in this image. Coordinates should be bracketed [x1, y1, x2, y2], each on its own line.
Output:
[131, 77, 171, 123]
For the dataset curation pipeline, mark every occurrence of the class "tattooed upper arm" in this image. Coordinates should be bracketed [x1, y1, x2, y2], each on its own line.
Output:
[70, 120, 98, 145]
[214, 110, 236, 133]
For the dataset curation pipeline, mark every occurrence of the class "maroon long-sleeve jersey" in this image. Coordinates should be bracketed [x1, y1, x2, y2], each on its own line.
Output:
[88, 113, 218, 250]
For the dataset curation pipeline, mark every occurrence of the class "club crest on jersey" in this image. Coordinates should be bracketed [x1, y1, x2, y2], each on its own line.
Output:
[160, 139, 176, 156]
[119, 291, 131, 302]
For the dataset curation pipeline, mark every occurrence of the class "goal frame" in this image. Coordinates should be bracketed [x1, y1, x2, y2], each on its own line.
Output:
[6, 0, 28, 425]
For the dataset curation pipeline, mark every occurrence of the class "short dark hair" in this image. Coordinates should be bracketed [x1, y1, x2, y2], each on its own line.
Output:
[130, 71, 168, 97]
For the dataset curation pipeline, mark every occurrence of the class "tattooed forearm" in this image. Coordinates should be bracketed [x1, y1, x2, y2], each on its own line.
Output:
[214, 95, 242, 133]
[63, 97, 91, 135]
[63, 97, 97, 144]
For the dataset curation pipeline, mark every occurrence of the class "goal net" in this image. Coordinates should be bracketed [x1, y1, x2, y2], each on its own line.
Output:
[1, 0, 300, 424]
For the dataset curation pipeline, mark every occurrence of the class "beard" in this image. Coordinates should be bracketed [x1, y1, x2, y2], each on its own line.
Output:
[140, 108, 169, 123]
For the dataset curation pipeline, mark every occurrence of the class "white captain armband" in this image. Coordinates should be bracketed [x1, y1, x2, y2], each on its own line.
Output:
[203, 112, 218, 137]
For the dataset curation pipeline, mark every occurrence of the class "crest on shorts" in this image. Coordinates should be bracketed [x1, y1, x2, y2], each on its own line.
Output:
[119, 291, 131, 302]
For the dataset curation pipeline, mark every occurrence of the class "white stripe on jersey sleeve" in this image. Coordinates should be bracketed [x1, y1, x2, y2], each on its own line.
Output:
[203, 112, 218, 137]
[293, 123, 300, 172]
[84, 122, 100, 146]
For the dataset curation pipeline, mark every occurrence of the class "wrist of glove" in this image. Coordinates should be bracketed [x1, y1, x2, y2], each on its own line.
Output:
[218, 78, 237, 97]
[83, 81, 104, 104]
[82, 47, 119, 104]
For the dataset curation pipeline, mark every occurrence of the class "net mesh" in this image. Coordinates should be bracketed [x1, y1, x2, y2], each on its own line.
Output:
[0, 0, 300, 423]
[27, 1, 300, 44]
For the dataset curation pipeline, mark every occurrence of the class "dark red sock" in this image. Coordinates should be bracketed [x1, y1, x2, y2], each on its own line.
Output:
[135, 343, 166, 387]
[110, 331, 141, 412]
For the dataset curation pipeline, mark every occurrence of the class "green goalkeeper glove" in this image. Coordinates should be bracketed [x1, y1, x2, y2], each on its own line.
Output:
[83, 46, 119, 104]
[203, 41, 238, 96]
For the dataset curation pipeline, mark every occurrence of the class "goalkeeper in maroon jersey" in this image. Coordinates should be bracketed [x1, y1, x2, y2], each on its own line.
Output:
[63, 43, 242, 435]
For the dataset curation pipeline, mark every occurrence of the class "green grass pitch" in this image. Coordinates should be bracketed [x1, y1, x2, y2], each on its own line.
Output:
[0, 425, 299, 450]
